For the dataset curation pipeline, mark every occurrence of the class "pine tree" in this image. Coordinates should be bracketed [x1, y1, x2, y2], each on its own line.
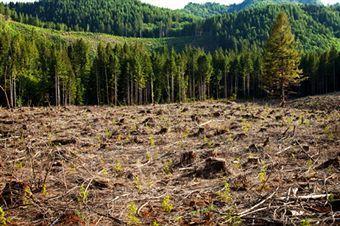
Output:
[263, 12, 303, 106]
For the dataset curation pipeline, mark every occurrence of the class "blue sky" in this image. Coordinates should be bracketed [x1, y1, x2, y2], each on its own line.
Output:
[0, 0, 339, 9]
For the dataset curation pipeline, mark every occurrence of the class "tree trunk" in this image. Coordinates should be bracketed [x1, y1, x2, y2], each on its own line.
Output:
[0, 85, 10, 108]
[96, 70, 100, 105]
[280, 86, 286, 107]
[151, 76, 154, 104]
[13, 76, 16, 108]
[105, 67, 109, 105]
[114, 74, 118, 106]
[127, 79, 130, 105]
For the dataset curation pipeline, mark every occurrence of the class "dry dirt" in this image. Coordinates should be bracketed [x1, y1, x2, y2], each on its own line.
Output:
[0, 94, 339, 225]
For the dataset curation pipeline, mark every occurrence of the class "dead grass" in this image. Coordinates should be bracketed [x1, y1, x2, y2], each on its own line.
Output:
[0, 94, 339, 225]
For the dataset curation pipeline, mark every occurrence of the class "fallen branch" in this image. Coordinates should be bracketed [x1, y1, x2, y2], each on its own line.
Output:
[199, 120, 213, 127]
[137, 201, 149, 217]
[276, 194, 331, 201]
[239, 187, 278, 216]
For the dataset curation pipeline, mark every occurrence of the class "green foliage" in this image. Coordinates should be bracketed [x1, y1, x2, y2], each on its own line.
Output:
[0, 11, 339, 108]
[114, 160, 124, 172]
[162, 194, 174, 213]
[217, 182, 233, 204]
[133, 176, 143, 193]
[41, 183, 48, 196]
[127, 202, 141, 225]
[258, 162, 268, 184]
[151, 220, 160, 226]
[183, 2, 229, 18]
[300, 218, 311, 226]
[263, 12, 303, 104]
[182, 4, 340, 51]
[7, 0, 196, 38]
[163, 160, 173, 175]
[149, 135, 155, 147]
[78, 185, 89, 204]
[0, 207, 8, 225]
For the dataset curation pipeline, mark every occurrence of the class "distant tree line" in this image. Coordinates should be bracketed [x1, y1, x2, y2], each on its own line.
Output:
[0, 29, 338, 107]
[3, 0, 196, 38]
[1, 2, 338, 52]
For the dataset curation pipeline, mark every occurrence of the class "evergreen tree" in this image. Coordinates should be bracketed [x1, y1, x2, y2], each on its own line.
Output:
[263, 12, 303, 106]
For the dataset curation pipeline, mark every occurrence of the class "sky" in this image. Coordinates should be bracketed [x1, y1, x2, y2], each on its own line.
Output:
[0, 0, 339, 9]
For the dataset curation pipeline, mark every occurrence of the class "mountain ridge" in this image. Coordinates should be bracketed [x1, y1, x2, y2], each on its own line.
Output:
[183, 0, 323, 17]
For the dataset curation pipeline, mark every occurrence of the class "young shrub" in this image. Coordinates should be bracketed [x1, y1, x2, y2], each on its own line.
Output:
[42, 183, 48, 196]
[0, 207, 9, 225]
[146, 151, 151, 161]
[217, 182, 233, 204]
[258, 162, 267, 184]
[114, 160, 124, 172]
[300, 218, 311, 226]
[163, 160, 173, 175]
[78, 185, 89, 204]
[127, 202, 141, 225]
[162, 194, 174, 213]
[241, 121, 252, 134]
[133, 176, 143, 193]
[149, 135, 155, 147]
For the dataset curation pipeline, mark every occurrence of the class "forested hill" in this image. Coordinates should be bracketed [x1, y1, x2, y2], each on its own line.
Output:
[227, 0, 322, 13]
[183, 0, 322, 17]
[183, 2, 230, 18]
[181, 4, 340, 51]
[6, 0, 196, 37]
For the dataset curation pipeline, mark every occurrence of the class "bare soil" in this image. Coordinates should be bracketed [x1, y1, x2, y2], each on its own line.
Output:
[0, 94, 339, 225]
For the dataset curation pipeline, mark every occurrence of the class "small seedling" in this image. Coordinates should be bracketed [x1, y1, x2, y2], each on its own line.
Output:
[114, 160, 123, 172]
[78, 185, 89, 204]
[162, 194, 174, 213]
[105, 128, 113, 138]
[222, 206, 242, 225]
[233, 158, 241, 169]
[149, 135, 155, 147]
[163, 160, 173, 175]
[0, 207, 9, 225]
[217, 182, 233, 204]
[151, 220, 160, 226]
[133, 176, 143, 193]
[175, 215, 183, 222]
[42, 183, 48, 196]
[300, 218, 311, 226]
[146, 151, 151, 161]
[327, 193, 334, 202]
[127, 202, 141, 225]
[147, 179, 154, 189]
[323, 126, 334, 141]
[241, 121, 252, 134]
[306, 159, 313, 171]
[126, 133, 132, 142]
[203, 136, 213, 147]
[182, 128, 189, 139]
[227, 134, 234, 143]
[15, 161, 24, 169]
[258, 162, 269, 190]
[74, 210, 86, 222]
[23, 186, 32, 205]
[100, 168, 109, 176]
